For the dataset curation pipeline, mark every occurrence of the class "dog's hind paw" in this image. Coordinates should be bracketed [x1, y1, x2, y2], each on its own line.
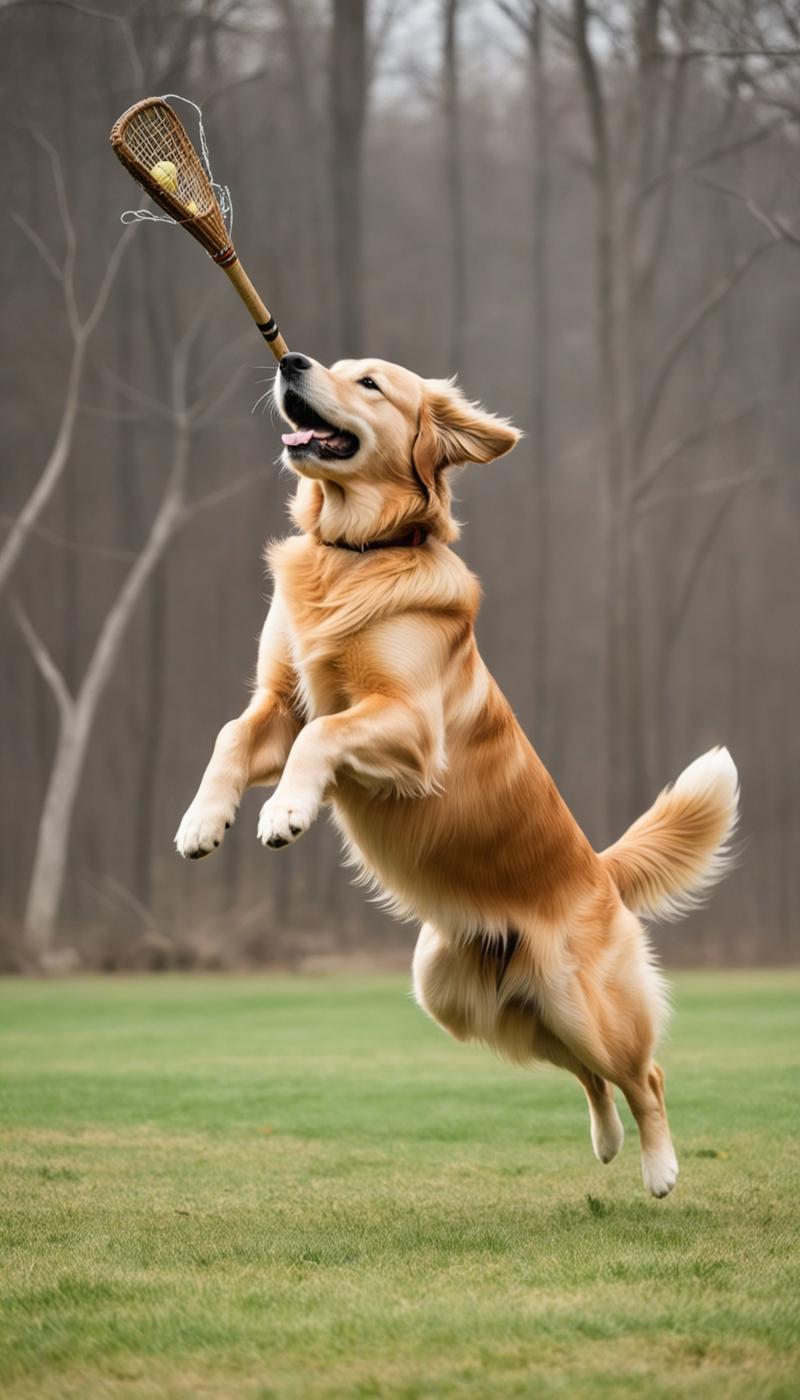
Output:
[590, 1104, 625, 1165]
[642, 1144, 679, 1198]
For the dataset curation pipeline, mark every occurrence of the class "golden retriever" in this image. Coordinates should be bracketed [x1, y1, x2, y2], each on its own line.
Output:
[176, 351, 739, 1197]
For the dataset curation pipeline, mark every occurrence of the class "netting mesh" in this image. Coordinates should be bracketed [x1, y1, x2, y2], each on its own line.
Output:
[121, 102, 213, 214]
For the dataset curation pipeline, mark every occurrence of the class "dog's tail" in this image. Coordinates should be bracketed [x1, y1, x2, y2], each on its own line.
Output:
[600, 747, 739, 921]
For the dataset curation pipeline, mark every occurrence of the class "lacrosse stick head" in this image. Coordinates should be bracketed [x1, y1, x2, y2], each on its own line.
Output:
[110, 97, 236, 265]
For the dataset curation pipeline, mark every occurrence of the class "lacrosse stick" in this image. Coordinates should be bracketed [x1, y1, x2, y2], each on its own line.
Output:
[110, 97, 289, 360]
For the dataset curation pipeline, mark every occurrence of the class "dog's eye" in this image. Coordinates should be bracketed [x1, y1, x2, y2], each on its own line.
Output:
[357, 376, 380, 392]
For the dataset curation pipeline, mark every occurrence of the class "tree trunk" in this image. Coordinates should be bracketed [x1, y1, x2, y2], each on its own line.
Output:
[276, 0, 332, 354]
[0, 335, 85, 596]
[528, 4, 551, 737]
[572, 0, 627, 832]
[443, 0, 467, 370]
[330, 0, 367, 356]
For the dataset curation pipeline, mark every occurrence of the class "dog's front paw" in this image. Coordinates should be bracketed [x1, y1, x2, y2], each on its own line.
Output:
[175, 797, 237, 860]
[257, 792, 318, 849]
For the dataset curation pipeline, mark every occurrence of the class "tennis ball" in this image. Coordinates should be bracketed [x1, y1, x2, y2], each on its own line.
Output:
[150, 160, 177, 194]
[186, 199, 199, 215]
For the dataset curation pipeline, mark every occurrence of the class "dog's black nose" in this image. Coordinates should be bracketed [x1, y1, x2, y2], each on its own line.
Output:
[280, 352, 312, 378]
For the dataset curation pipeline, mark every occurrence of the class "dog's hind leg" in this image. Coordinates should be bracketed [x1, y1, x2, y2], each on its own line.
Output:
[538, 993, 677, 1193]
[412, 923, 494, 1043]
[584, 1075, 625, 1164]
[617, 1062, 678, 1198]
[571, 1063, 625, 1165]
[530, 929, 677, 1195]
[528, 1023, 624, 1165]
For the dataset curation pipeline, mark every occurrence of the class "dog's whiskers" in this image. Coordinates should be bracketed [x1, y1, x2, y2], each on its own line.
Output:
[250, 388, 273, 416]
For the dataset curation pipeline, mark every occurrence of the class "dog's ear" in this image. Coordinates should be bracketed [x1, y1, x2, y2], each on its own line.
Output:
[412, 379, 520, 491]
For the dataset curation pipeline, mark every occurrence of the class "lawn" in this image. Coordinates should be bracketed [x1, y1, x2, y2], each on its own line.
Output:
[0, 970, 798, 1398]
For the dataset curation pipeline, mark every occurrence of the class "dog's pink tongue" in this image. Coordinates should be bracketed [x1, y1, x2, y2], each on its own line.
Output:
[282, 429, 315, 446]
[281, 428, 335, 446]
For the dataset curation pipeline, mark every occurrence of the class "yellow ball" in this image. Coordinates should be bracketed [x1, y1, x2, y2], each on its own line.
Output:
[150, 160, 177, 194]
[186, 199, 199, 216]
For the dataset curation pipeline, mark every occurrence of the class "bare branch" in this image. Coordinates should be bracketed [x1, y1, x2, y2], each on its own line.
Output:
[0, 515, 137, 561]
[494, 0, 534, 39]
[76, 402, 146, 424]
[10, 213, 61, 284]
[666, 46, 800, 60]
[636, 115, 793, 208]
[748, 93, 800, 123]
[25, 128, 78, 331]
[179, 468, 267, 525]
[11, 599, 73, 721]
[82, 218, 140, 338]
[193, 363, 254, 424]
[635, 240, 776, 458]
[368, 0, 407, 84]
[201, 62, 269, 106]
[0, 342, 85, 595]
[521, 0, 572, 42]
[171, 302, 215, 416]
[99, 369, 173, 422]
[633, 393, 788, 504]
[82, 873, 158, 934]
[193, 321, 254, 393]
[691, 174, 800, 249]
[658, 495, 735, 689]
[0, 0, 144, 85]
[635, 468, 784, 517]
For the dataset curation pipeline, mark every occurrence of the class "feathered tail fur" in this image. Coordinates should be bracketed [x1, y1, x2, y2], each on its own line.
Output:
[600, 747, 739, 921]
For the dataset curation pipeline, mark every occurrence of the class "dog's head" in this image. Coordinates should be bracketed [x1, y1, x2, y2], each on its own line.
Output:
[273, 352, 520, 544]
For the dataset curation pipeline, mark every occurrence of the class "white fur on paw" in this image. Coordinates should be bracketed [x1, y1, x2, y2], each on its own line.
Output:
[591, 1104, 625, 1165]
[175, 799, 236, 860]
[642, 1143, 679, 1198]
[257, 793, 317, 849]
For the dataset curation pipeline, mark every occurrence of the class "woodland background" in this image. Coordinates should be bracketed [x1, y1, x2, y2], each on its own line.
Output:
[1, 0, 798, 971]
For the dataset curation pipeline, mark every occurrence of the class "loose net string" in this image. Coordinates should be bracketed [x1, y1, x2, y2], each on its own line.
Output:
[120, 94, 233, 236]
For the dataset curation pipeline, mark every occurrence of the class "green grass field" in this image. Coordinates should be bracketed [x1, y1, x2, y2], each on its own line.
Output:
[1, 971, 798, 1398]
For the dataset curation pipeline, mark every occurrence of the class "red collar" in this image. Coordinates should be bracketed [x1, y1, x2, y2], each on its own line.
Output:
[324, 526, 427, 553]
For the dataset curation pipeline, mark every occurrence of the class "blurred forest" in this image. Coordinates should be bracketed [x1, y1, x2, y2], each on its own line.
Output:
[1, 0, 799, 971]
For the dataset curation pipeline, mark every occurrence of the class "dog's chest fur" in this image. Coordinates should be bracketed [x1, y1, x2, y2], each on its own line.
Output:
[287, 625, 348, 721]
[268, 533, 480, 721]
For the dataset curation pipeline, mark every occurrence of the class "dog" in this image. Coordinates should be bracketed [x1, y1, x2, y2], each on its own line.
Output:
[175, 350, 739, 1197]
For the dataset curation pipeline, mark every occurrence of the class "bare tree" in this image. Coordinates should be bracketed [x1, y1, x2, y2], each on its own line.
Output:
[14, 312, 264, 963]
[567, 0, 797, 829]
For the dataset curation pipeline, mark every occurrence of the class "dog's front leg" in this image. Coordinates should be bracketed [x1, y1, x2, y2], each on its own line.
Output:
[258, 694, 440, 848]
[176, 589, 301, 859]
[176, 693, 300, 859]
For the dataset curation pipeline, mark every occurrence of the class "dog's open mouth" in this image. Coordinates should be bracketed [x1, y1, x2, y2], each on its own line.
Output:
[280, 386, 359, 460]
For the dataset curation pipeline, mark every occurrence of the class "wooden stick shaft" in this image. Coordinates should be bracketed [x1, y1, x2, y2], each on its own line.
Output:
[223, 259, 288, 360]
